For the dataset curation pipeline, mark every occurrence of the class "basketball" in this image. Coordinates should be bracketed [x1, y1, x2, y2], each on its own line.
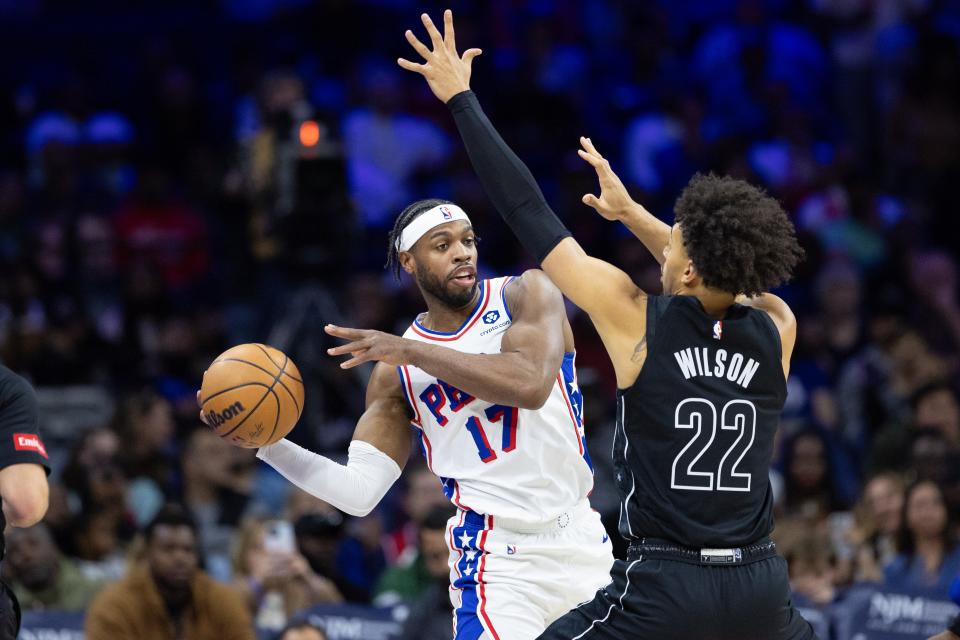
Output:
[199, 344, 304, 448]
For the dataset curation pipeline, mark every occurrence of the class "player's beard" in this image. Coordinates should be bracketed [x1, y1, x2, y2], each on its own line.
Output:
[417, 263, 478, 309]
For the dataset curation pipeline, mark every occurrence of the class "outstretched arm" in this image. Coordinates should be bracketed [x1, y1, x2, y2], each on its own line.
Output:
[204, 363, 410, 517]
[325, 270, 566, 409]
[576, 137, 671, 265]
[398, 11, 647, 388]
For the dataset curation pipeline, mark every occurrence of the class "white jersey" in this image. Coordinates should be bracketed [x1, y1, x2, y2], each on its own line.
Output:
[398, 276, 594, 524]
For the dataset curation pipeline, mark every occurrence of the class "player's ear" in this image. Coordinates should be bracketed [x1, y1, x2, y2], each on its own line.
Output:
[681, 260, 697, 285]
[398, 251, 416, 275]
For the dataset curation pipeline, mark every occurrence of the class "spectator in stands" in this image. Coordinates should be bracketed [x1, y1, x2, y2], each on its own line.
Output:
[911, 382, 960, 448]
[61, 427, 120, 485]
[382, 462, 450, 566]
[285, 488, 337, 523]
[111, 390, 177, 526]
[886, 331, 952, 403]
[277, 620, 328, 640]
[284, 486, 387, 604]
[845, 330, 951, 473]
[907, 428, 960, 515]
[113, 164, 210, 294]
[3, 523, 105, 611]
[180, 427, 254, 581]
[908, 250, 960, 358]
[376, 505, 454, 607]
[835, 288, 912, 458]
[884, 480, 960, 592]
[786, 536, 839, 608]
[781, 429, 844, 521]
[813, 260, 867, 378]
[85, 504, 254, 640]
[293, 508, 374, 603]
[67, 506, 129, 581]
[342, 61, 452, 232]
[70, 452, 129, 520]
[850, 472, 905, 582]
[397, 506, 459, 640]
[231, 517, 342, 622]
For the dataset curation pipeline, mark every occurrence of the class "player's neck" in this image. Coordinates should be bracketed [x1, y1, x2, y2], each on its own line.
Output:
[419, 287, 482, 333]
[678, 285, 737, 319]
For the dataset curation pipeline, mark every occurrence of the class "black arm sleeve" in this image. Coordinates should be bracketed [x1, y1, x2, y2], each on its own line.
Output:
[0, 366, 50, 472]
[447, 90, 571, 263]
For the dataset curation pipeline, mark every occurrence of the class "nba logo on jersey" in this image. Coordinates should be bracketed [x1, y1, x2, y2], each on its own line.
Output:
[440, 205, 453, 219]
[712, 321, 723, 340]
[506, 545, 517, 555]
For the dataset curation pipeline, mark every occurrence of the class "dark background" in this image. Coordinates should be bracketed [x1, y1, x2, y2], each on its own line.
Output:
[2, 0, 960, 633]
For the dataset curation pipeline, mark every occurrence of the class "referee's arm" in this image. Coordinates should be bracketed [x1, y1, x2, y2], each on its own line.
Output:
[0, 367, 49, 527]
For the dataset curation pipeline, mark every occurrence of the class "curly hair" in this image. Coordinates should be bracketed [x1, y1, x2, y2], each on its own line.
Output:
[385, 198, 454, 280]
[674, 174, 804, 296]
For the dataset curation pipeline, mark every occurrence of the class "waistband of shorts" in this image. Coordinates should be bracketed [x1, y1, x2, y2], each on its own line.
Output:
[626, 537, 777, 566]
[461, 499, 595, 534]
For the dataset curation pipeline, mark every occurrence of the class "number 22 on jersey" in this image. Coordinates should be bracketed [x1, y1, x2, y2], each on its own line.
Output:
[671, 398, 757, 492]
[420, 380, 520, 463]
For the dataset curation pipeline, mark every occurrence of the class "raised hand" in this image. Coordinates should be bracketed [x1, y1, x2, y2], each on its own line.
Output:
[325, 324, 415, 369]
[397, 9, 482, 103]
[577, 136, 637, 222]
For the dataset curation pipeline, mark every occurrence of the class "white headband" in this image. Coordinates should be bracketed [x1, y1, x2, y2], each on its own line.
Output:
[396, 204, 472, 252]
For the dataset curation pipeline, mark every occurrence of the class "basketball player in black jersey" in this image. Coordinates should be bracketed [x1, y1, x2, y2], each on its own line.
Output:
[400, 10, 816, 639]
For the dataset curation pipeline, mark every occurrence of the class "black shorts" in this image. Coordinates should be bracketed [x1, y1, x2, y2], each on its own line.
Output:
[538, 539, 818, 640]
[0, 581, 19, 640]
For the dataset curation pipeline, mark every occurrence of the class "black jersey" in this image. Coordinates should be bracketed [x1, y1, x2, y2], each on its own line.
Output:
[0, 367, 49, 473]
[0, 366, 50, 560]
[614, 295, 786, 548]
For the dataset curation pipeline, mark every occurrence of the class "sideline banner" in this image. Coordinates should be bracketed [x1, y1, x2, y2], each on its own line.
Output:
[19, 610, 85, 639]
[833, 584, 959, 640]
[283, 603, 405, 640]
[17, 605, 406, 640]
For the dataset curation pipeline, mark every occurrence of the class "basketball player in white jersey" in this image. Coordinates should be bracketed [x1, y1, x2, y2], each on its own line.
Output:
[247, 199, 612, 640]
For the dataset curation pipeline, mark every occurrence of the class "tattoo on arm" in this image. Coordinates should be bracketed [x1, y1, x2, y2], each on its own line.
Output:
[630, 336, 647, 363]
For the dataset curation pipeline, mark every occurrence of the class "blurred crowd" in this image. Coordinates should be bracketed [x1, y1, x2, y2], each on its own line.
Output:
[1, 0, 960, 636]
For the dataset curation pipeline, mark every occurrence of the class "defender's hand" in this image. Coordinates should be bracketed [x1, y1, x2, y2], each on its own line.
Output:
[577, 136, 636, 222]
[928, 633, 960, 640]
[325, 325, 415, 369]
[397, 9, 482, 103]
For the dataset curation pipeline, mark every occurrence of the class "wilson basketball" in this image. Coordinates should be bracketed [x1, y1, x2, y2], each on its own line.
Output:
[199, 343, 304, 448]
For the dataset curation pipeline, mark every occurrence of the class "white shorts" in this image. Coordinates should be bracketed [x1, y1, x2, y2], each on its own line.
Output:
[446, 499, 614, 640]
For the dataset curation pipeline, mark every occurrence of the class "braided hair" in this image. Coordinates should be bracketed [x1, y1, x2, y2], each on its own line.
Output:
[385, 198, 455, 280]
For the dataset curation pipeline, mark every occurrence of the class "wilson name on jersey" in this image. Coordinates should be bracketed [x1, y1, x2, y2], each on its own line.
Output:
[398, 277, 594, 524]
[615, 295, 786, 548]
